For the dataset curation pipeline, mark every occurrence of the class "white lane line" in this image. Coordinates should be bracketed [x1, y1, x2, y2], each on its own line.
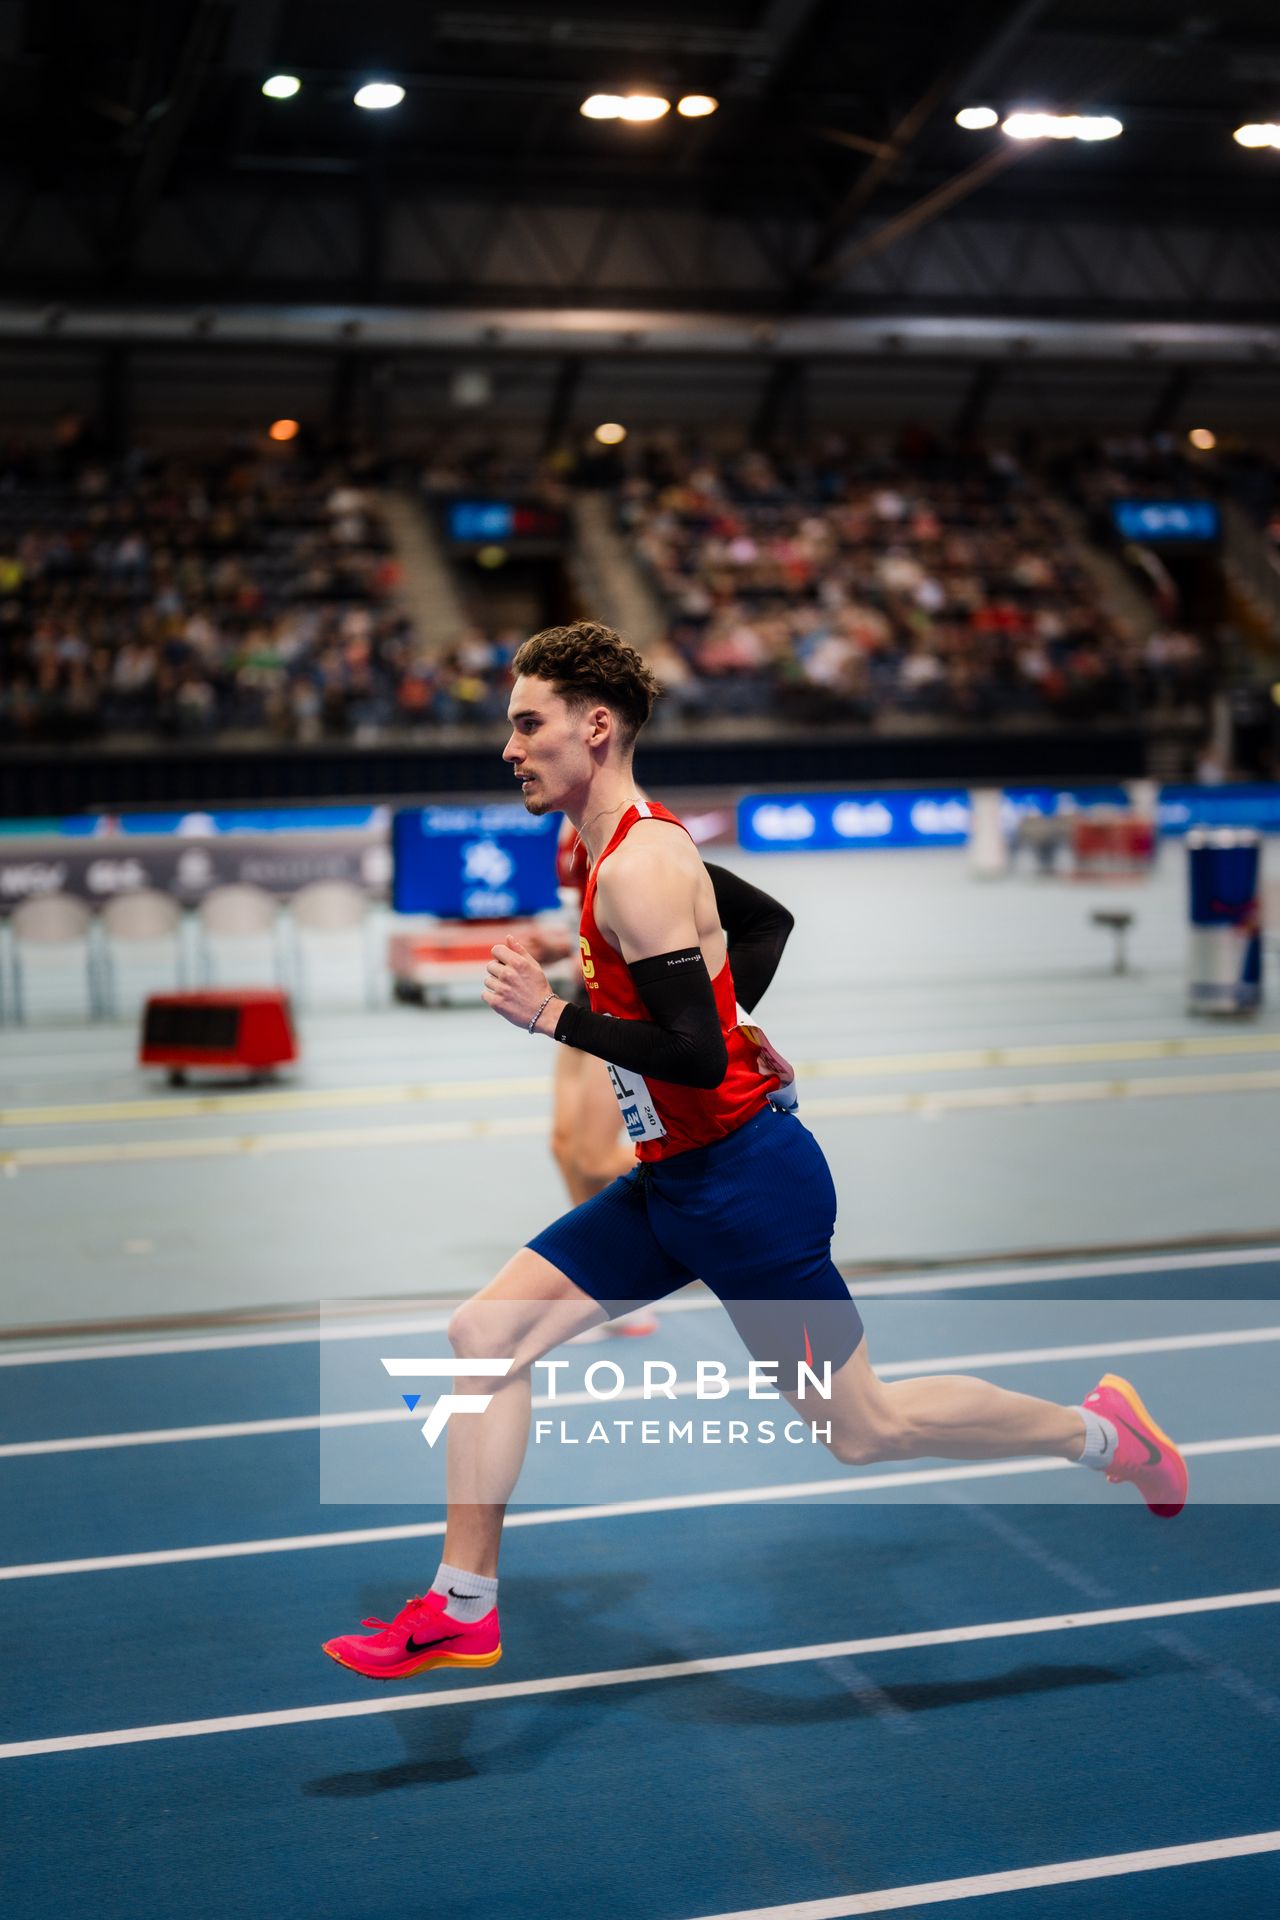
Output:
[858, 1244, 1280, 1299]
[5, 1324, 1277, 1458]
[6, 1067, 1280, 1171]
[808, 1032, 1280, 1078]
[0, 1114, 547, 1169]
[0, 1074, 550, 1128]
[3, 1587, 1278, 1762]
[0, 1310, 461, 1367]
[811, 1069, 1280, 1118]
[4, 1242, 1278, 1367]
[9, 1032, 1278, 1129]
[3, 1435, 1277, 1582]
[22, 1029, 1280, 1131]
[684, 1830, 1280, 1919]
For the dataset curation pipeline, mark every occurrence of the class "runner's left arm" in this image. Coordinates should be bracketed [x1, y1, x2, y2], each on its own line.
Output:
[704, 863, 793, 1014]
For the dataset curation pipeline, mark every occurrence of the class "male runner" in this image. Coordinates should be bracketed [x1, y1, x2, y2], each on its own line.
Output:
[324, 620, 1187, 1682]
[527, 812, 797, 1342]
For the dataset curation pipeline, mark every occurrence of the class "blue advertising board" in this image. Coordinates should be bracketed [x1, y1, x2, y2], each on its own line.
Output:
[392, 804, 561, 917]
[1111, 499, 1220, 544]
[448, 501, 515, 543]
[739, 783, 1280, 854]
[738, 790, 973, 851]
[1158, 784, 1280, 837]
[31, 806, 386, 838]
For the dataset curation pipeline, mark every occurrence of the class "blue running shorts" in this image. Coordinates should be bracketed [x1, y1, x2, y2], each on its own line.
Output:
[526, 1103, 864, 1375]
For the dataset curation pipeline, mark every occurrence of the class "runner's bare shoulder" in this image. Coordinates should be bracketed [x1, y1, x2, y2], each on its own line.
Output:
[595, 822, 700, 954]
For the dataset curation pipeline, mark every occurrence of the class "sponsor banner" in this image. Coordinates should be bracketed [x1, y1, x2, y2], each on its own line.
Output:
[1001, 786, 1129, 826]
[0, 831, 390, 911]
[1111, 498, 1220, 544]
[1158, 783, 1280, 838]
[392, 804, 560, 918]
[738, 790, 973, 851]
[739, 784, 1280, 853]
[318, 1296, 1277, 1507]
[0, 806, 386, 839]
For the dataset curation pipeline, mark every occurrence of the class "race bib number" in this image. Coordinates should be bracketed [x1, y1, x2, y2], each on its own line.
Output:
[605, 1059, 667, 1142]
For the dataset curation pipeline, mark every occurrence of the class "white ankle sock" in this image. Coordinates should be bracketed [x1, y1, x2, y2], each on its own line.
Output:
[430, 1561, 498, 1621]
[1074, 1406, 1119, 1470]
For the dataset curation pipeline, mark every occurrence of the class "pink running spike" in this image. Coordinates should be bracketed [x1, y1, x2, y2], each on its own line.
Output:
[1083, 1373, 1188, 1517]
[323, 1589, 502, 1681]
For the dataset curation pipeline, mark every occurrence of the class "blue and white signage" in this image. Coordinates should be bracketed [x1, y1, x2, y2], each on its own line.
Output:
[392, 804, 560, 917]
[738, 790, 973, 852]
[1157, 784, 1280, 837]
[448, 500, 515, 543]
[1111, 499, 1220, 544]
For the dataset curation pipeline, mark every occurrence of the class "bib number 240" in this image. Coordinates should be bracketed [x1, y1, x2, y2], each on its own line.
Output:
[605, 1059, 667, 1142]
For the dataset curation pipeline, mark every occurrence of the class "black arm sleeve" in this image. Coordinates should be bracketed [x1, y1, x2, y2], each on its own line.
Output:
[552, 947, 729, 1089]
[705, 863, 795, 1014]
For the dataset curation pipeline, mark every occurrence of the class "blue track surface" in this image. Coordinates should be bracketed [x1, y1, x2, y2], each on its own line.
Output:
[3, 1251, 1280, 1920]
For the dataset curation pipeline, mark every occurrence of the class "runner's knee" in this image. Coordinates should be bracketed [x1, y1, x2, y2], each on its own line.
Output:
[825, 1383, 910, 1465]
[448, 1299, 502, 1362]
[573, 1137, 630, 1187]
[549, 1122, 576, 1181]
[827, 1422, 889, 1466]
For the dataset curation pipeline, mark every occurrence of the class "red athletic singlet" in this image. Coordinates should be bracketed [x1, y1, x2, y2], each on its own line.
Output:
[578, 800, 776, 1161]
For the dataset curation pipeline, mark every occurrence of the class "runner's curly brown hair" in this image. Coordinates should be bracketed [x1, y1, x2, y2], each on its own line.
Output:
[512, 620, 661, 747]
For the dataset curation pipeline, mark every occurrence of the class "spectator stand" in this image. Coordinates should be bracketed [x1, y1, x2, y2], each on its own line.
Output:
[619, 441, 1154, 730]
[0, 447, 409, 747]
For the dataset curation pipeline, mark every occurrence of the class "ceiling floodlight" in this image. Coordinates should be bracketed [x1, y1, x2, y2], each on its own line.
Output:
[594, 422, 627, 445]
[354, 81, 405, 111]
[1002, 111, 1056, 140]
[1188, 428, 1217, 451]
[262, 75, 301, 101]
[955, 106, 998, 130]
[1073, 115, 1123, 140]
[618, 96, 670, 122]
[269, 419, 300, 443]
[581, 94, 623, 119]
[677, 95, 718, 118]
[1002, 110, 1122, 141]
[1234, 123, 1280, 149]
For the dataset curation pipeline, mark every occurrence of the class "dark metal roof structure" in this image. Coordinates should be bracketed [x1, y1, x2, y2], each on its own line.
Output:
[3, 3, 1280, 438]
[2, 0, 1278, 319]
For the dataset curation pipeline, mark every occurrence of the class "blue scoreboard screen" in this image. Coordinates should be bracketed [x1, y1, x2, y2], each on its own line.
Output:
[392, 805, 561, 918]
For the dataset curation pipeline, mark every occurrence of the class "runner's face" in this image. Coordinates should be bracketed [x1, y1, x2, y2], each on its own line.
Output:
[504, 675, 594, 815]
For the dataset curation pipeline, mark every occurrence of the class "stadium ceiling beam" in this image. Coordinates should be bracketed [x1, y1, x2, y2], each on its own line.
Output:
[798, 20, 1163, 301]
[432, 11, 777, 58]
[107, 0, 228, 274]
[1144, 364, 1196, 436]
[542, 356, 584, 452]
[222, 0, 287, 158]
[679, 0, 830, 174]
[795, 0, 1054, 299]
[952, 360, 1003, 437]
[752, 356, 806, 443]
[3, 304, 1275, 365]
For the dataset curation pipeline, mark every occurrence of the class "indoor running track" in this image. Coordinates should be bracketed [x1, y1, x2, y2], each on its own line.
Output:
[3, 1247, 1280, 1920]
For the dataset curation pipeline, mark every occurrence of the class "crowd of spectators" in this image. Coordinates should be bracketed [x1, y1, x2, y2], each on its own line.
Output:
[0, 433, 1226, 746]
[1052, 430, 1280, 544]
[0, 446, 414, 743]
[0, 447, 532, 744]
[623, 439, 1197, 725]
